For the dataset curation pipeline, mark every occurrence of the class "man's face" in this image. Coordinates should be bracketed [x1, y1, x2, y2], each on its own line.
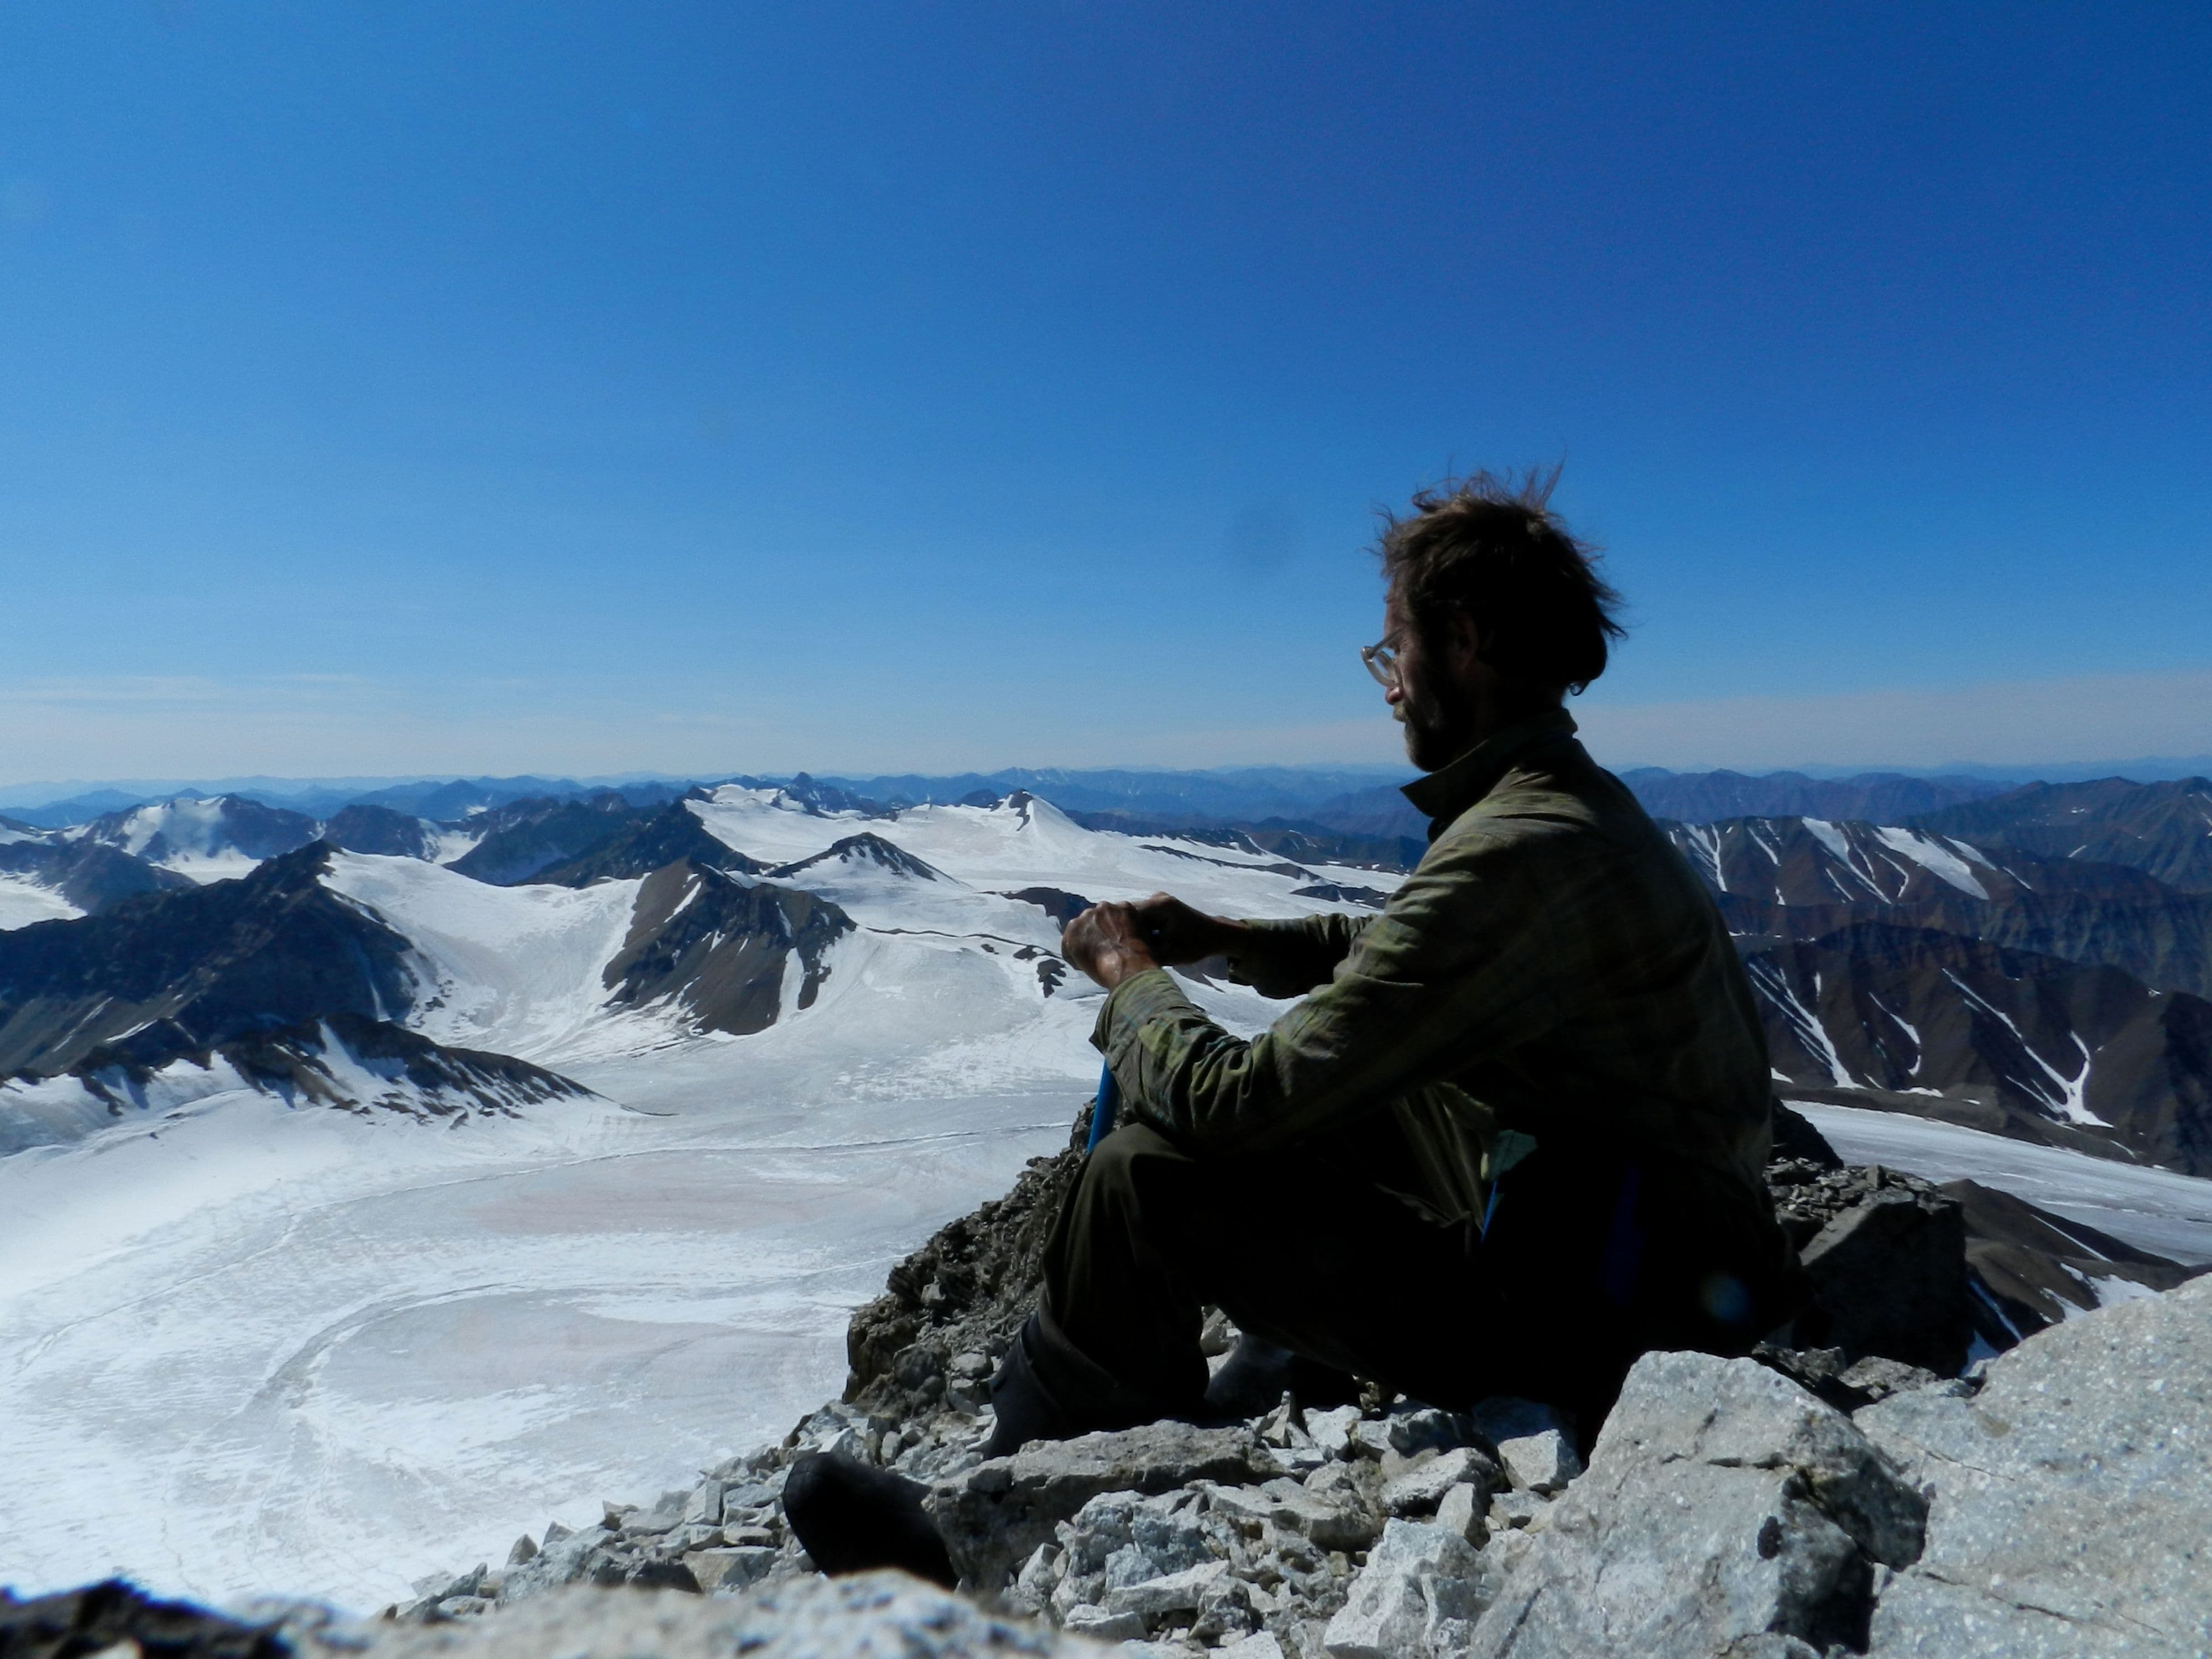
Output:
[1381, 586, 1480, 772]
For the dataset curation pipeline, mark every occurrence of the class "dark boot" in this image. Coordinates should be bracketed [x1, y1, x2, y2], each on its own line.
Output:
[1202, 1333, 1361, 1420]
[780, 1451, 957, 1588]
[983, 1318, 1087, 1458]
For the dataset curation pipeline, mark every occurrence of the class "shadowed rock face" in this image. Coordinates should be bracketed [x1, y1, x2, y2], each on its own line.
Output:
[532, 801, 765, 887]
[1000, 888, 1095, 929]
[442, 793, 648, 885]
[64, 1010, 592, 1123]
[602, 860, 854, 1037]
[1745, 924, 2212, 1176]
[767, 833, 947, 883]
[320, 804, 437, 860]
[0, 838, 194, 914]
[0, 844, 417, 1077]
[0, 1578, 286, 1659]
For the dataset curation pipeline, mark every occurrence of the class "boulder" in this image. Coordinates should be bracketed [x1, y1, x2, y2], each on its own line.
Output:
[1323, 1519, 1498, 1659]
[1465, 1350, 1926, 1658]
[1799, 1187, 1969, 1375]
[931, 1422, 1279, 1593]
[1856, 1272, 2212, 1657]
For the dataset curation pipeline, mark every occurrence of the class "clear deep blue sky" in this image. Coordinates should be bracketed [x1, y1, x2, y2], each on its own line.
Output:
[2, 2, 2207, 785]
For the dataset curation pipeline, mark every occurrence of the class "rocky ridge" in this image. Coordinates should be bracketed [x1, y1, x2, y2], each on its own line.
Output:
[357, 1100, 2205, 1659]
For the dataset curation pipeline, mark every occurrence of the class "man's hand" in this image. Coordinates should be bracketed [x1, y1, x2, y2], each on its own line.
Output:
[1062, 893, 1244, 989]
[1062, 902, 1162, 990]
[1126, 892, 1240, 966]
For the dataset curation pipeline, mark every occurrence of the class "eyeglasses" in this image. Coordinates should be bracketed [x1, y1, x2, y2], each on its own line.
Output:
[1360, 636, 1402, 688]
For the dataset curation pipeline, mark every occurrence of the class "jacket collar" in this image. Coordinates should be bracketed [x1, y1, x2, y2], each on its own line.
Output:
[1400, 707, 1580, 836]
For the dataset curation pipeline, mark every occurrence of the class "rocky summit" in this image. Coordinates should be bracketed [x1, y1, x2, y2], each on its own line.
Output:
[106, 1099, 2185, 1659]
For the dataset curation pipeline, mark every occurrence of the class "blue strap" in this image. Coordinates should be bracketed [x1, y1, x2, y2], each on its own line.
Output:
[1086, 1060, 1120, 1153]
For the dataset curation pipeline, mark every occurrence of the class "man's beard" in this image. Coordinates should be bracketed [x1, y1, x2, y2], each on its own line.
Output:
[1397, 692, 1478, 774]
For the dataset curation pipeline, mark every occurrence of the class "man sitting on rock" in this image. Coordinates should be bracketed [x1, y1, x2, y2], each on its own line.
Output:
[787, 470, 1804, 1584]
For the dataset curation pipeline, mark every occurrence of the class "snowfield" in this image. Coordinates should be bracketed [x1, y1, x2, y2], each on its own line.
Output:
[322, 853, 658, 1063]
[0, 792, 1338, 1609]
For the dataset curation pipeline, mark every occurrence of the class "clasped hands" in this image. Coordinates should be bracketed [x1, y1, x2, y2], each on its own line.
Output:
[1060, 892, 1244, 990]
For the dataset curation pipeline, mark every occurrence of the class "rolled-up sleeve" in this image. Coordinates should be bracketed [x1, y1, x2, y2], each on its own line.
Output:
[1093, 829, 1611, 1156]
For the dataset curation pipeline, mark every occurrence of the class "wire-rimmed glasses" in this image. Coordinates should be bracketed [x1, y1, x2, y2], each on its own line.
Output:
[1360, 636, 1401, 688]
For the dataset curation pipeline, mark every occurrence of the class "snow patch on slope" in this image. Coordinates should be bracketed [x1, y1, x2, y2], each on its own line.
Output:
[1873, 825, 1991, 899]
[0, 874, 82, 931]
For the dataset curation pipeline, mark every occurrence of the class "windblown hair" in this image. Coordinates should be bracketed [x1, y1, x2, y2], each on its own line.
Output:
[1376, 466, 1626, 696]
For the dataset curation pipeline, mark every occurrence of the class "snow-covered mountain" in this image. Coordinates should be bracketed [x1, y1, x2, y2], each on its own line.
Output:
[1, 787, 1391, 1140]
[77, 794, 324, 882]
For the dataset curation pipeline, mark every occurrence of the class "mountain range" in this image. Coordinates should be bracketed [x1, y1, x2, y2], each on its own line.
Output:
[4, 769, 2211, 1179]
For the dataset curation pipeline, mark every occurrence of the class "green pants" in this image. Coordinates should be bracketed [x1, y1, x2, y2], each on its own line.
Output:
[1030, 1118, 1792, 1433]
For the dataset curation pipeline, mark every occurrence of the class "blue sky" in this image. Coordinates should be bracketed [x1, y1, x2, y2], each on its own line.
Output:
[2, 2, 2207, 784]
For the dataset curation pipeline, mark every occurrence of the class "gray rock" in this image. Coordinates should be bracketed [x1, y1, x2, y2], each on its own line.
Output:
[681, 1546, 777, 1593]
[1801, 1187, 1969, 1375]
[1193, 1575, 1264, 1643]
[681, 1479, 723, 1525]
[1059, 1489, 1214, 1588]
[1464, 1351, 1926, 1658]
[1062, 1604, 1146, 1640]
[1322, 1519, 1495, 1659]
[1104, 1560, 1233, 1620]
[1303, 1457, 1385, 1514]
[1384, 1407, 1468, 1457]
[1223, 1631, 1285, 1659]
[1380, 1447, 1498, 1517]
[1858, 1272, 2212, 1657]
[932, 1422, 1278, 1592]
[1485, 1489, 1548, 1533]
[1304, 1406, 1361, 1457]
[1432, 1484, 1482, 1545]
[1467, 1399, 1582, 1495]
[1348, 1419, 1398, 1462]
[354, 1573, 1108, 1659]
[1210, 1480, 1384, 1552]
[496, 1524, 613, 1599]
[503, 1536, 535, 1568]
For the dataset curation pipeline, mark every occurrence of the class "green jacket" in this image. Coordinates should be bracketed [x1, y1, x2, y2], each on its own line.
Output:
[1093, 709, 1776, 1231]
